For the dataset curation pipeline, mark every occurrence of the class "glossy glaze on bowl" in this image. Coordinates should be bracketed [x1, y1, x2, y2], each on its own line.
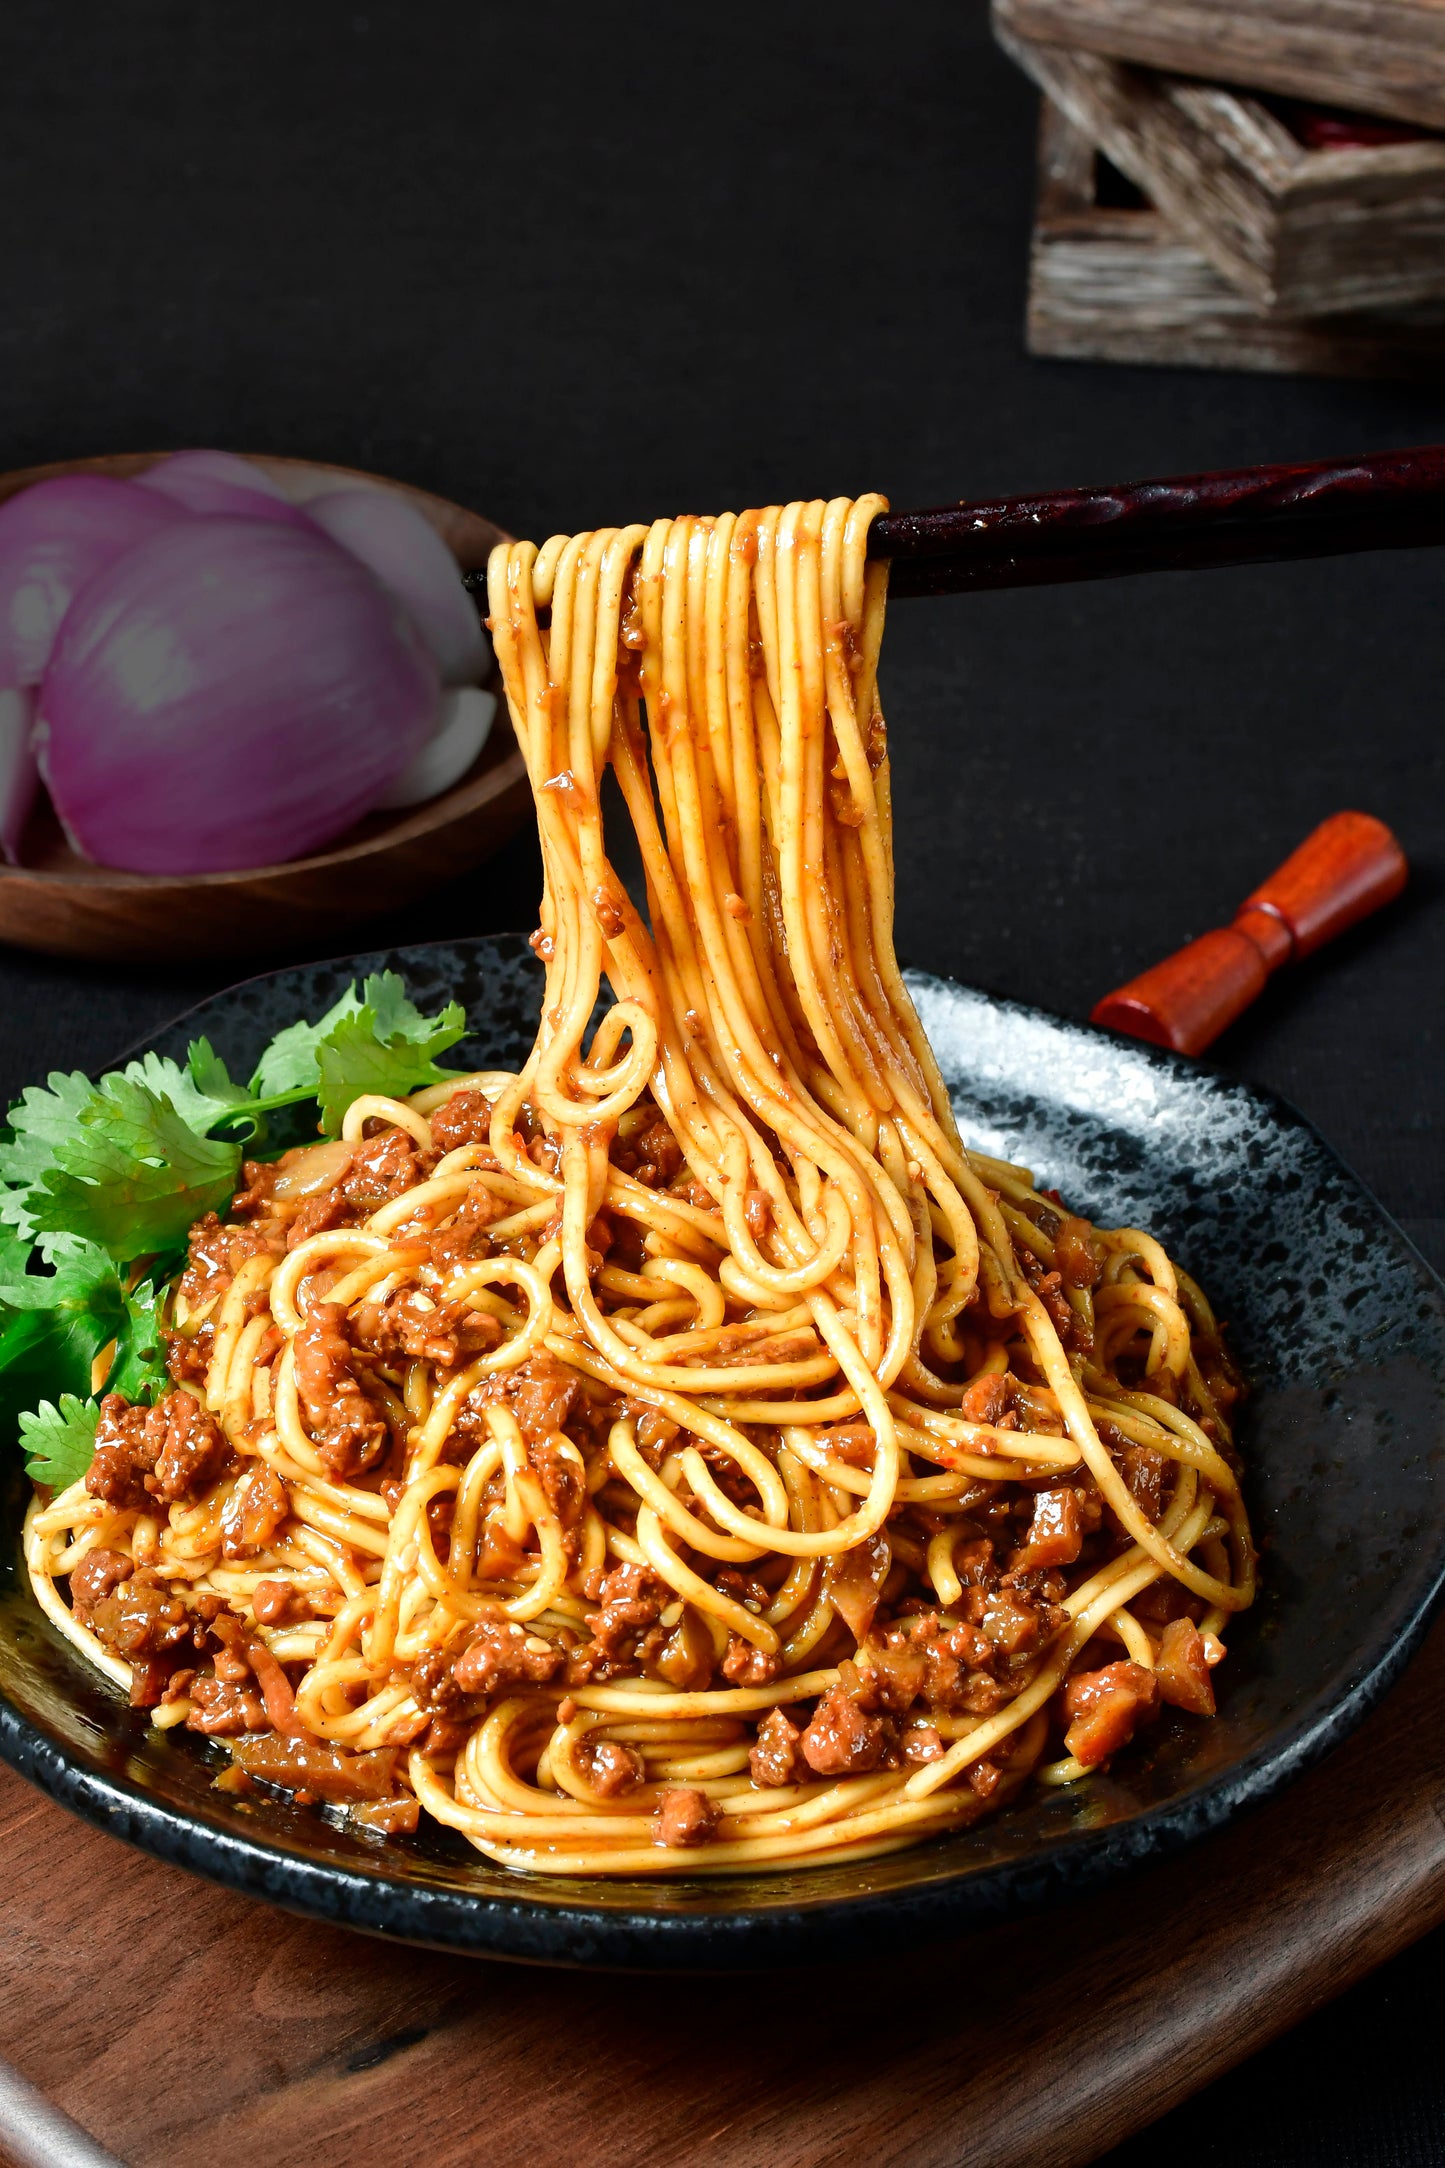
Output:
[1, 934, 1441, 1969]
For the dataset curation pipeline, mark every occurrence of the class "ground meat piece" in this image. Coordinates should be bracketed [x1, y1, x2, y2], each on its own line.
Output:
[613, 1104, 682, 1190]
[1022, 1253, 1076, 1342]
[800, 1684, 891, 1775]
[84, 1394, 158, 1508]
[251, 1577, 298, 1626]
[176, 1213, 282, 1310]
[979, 1579, 1068, 1657]
[1011, 1487, 1084, 1573]
[465, 1348, 581, 1447]
[68, 1547, 133, 1616]
[163, 1323, 213, 1388]
[85, 1391, 231, 1509]
[1118, 1443, 1171, 1523]
[292, 1302, 389, 1478]
[528, 1436, 586, 1532]
[231, 1161, 279, 1219]
[581, 1564, 668, 1672]
[1155, 1616, 1217, 1716]
[342, 1127, 423, 1212]
[89, 1575, 192, 1687]
[959, 1371, 1012, 1426]
[423, 1188, 504, 1270]
[1063, 1659, 1161, 1767]
[854, 1612, 992, 1716]
[967, 1758, 1002, 1797]
[220, 1463, 291, 1558]
[286, 1187, 357, 1248]
[853, 1629, 927, 1714]
[429, 1087, 496, 1153]
[749, 1706, 801, 1787]
[151, 1393, 233, 1505]
[1055, 1214, 1104, 1289]
[820, 1422, 876, 1469]
[902, 1724, 946, 1765]
[410, 1645, 474, 1719]
[186, 1673, 268, 1725]
[721, 1636, 782, 1687]
[351, 1284, 502, 1370]
[576, 1738, 645, 1797]
[451, 1619, 565, 1696]
[655, 1786, 718, 1847]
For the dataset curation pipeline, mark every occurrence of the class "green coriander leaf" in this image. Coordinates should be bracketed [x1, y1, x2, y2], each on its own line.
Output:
[0, 1229, 118, 1310]
[249, 983, 364, 1099]
[315, 985, 467, 1134]
[21, 1074, 240, 1262]
[360, 971, 463, 1048]
[20, 1395, 100, 1488]
[107, 1278, 171, 1402]
[0, 1229, 125, 1436]
[119, 1049, 246, 1134]
[0, 1071, 101, 1238]
[185, 1038, 258, 1116]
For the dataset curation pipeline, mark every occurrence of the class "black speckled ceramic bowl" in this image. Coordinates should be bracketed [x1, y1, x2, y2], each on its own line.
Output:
[2, 934, 1442, 1970]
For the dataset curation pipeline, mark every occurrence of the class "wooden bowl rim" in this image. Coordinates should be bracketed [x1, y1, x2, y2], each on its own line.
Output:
[0, 451, 525, 896]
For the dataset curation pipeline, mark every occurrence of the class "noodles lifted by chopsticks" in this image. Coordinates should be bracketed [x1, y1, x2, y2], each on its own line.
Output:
[28, 497, 1255, 1876]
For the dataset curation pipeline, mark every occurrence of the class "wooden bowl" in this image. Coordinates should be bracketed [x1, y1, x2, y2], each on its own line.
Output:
[0, 452, 530, 962]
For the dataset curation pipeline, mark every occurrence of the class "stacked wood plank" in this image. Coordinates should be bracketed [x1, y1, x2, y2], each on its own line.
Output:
[992, 0, 1445, 377]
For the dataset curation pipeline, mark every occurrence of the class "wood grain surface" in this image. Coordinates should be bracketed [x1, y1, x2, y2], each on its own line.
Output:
[0, 1608, 1442, 2168]
[998, 0, 1445, 132]
[995, 3, 1445, 315]
[1027, 102, 1445, 382]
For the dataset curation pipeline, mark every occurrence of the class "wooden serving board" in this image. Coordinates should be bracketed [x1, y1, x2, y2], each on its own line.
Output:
[0, 1615, 1443, 2168]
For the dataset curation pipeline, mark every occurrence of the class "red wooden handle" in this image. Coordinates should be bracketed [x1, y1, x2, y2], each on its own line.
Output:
[1091, 812, 1407, 1055]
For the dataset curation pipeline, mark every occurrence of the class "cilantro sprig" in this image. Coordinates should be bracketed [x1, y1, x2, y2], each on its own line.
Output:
[0, 970, 468, 1482]
[20, 1395, 101, 1489]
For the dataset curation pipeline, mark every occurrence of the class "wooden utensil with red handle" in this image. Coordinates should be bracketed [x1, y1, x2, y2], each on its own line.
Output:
[1090, 812, 1408, 1054]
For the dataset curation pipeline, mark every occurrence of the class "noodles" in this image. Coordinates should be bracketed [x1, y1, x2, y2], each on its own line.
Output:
[27, 496, 1256, 1876]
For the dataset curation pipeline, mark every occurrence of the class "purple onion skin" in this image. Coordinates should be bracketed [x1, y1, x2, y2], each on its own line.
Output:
[37, 516, 439, 873]
[0, 476, 187, 686]
[139, 449, 312, 526]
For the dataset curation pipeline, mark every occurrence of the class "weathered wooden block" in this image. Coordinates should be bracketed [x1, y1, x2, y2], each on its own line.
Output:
[1027, 100, 1445, 381]
[997, 2, 1445, 315]
[998, 0, 1445, 132]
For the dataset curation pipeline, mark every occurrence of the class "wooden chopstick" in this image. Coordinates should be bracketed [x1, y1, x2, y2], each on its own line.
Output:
[871, 444, 1445, 597]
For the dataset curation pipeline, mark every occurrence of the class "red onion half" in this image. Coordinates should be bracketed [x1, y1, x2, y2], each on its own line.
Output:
[36, 517, 439, 872]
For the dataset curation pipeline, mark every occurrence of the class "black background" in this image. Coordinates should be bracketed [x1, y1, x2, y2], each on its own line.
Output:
[1, 4, 1441, 2161]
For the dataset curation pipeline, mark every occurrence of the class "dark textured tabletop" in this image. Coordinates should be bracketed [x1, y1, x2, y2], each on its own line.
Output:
[1, 5, 1441, 2162]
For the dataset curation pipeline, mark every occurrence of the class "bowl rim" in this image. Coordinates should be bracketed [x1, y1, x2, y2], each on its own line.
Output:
[1, 937, 1442, 1970]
